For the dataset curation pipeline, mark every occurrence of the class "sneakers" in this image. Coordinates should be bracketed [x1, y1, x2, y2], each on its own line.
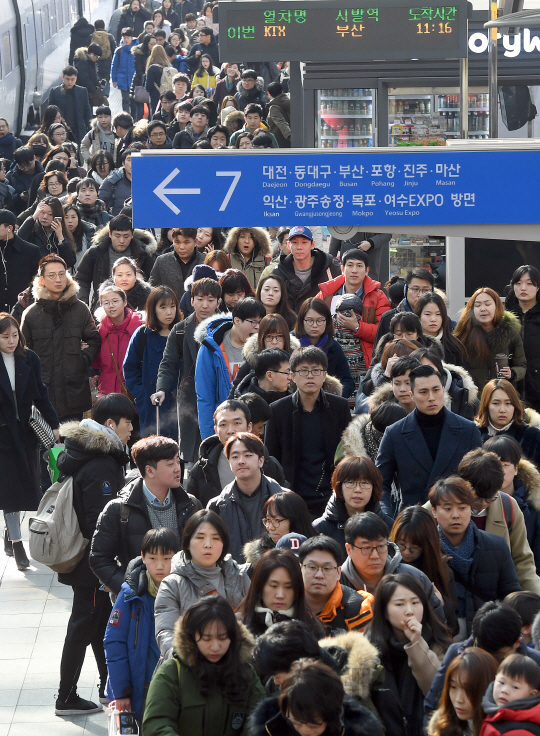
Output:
[55, 695, 103, 716]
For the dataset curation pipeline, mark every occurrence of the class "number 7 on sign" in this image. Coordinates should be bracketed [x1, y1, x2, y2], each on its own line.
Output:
[216, 171, 241, 211]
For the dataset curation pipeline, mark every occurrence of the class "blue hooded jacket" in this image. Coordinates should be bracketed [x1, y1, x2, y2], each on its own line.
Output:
[111, 39, 139, 92]
[104, 557, 159, 722]
[194, 315, 235, 440]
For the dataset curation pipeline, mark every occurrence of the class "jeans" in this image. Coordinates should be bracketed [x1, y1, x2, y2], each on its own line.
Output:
[4, 511, 21, 541]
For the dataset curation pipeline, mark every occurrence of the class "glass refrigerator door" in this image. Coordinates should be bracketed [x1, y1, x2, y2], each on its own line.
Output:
[316, 88, 377, 148]
[389, 235, 446, 279]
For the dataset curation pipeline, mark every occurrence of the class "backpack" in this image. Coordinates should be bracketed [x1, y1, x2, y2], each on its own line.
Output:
[157, 66, 176, 95]
[28, 476, 88, 573]
[92, 30, 111, 60]
[500, 491, 514, 533]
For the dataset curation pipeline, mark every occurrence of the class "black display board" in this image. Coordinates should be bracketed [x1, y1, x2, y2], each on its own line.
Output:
[218, 0, 469, 62]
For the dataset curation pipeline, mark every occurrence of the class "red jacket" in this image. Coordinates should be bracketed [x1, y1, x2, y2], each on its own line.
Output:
[316, 274, 390, 368]
[92, 308, 142, 396]
[479, 700, 540, 736]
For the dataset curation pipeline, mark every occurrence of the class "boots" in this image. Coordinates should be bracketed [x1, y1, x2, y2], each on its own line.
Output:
[3, 529, 13, 557]
[12, 541, 30, 571]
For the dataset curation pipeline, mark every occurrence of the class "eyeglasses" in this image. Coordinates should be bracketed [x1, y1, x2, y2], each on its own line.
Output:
[243, 319, 261, 328]
[397, 542, 422, 555]
[262, 517, 287, 529]
[44, 272, 66, 280]
[269, 369, 290, 376]
[150, 132, 166, 139]
[342, 480, 372, 491]
[294, 368, 325, 377]
[351, 542, 388, 557]
[302, 563, 338, 575]
[408, 286, 432, 295]
[266, 334, 284, 343]
[477, 495, 499, 505]
[304, 318, 326, 326]
[101, 298, 124, 308]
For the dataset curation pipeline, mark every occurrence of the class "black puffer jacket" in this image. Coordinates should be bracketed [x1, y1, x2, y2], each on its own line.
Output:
[275, 248, 341, 312]
[124, 279, 152, 312]
[17, 217, 77, 269]
[73, 47, 100, 97]
[506, 291, 540, 408]
[56, 420, 129, 587]
[89, 476, 201, 594]
[116, 6, 151, 42]
[69, 18, 95, 64]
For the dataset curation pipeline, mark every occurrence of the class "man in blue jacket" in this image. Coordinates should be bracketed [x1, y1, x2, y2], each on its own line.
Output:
[111, 28, 138, 116]
[103, 527, 179, 722]
[194, 297, 266, 440]
[48, 65, 93, 143]
[376, 364, 482, 517]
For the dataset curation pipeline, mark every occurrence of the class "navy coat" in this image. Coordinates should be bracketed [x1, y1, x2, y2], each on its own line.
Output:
[0, 349, 59, 511]
[48, 83, 92, 143]
[376, 407, 483, 517]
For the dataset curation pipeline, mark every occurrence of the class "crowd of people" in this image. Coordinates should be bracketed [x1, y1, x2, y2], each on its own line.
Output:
[2, 2, 540, 735]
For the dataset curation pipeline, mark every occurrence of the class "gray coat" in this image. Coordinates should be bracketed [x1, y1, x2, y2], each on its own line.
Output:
[207, 474, 285, 563]
[149, 250, 206, 301]
[154, 550, 251, 658]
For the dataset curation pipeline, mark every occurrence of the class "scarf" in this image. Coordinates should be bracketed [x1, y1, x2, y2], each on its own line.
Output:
[79, 417, 125, 452]
[79, 200, 106, 226]
[487, 418, 514, 437]
[0, 133, 16, 151]
[146, 570, 159, 598]
[254, 605, 294, 629]
[298, 333, 329, 351]
[439, 522, 475, 615]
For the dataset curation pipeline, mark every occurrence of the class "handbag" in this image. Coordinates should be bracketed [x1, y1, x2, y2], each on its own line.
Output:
[133, 85, 149, 104]
[106, 336, 134, 402]
[90, 88, 106, 106]
[29, 405, 55, 449]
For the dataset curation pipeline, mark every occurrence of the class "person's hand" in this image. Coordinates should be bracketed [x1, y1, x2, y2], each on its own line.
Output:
[432, 584, 444, 604]
[384, 355, 399, 378]
[204, 243, 213, 254]
[51, 218, 63, 241]
[70, 156, 77, 169]
[0, 168, 5, 182]
[195, 49, 201, 57]
[359, 240, 372, 251]
[151, 390, 165, 406]
[499, 366, 512, 379]
[81, 341, 89, 351]
[33, 201, 44, 221]
[113, 82, 118, 88]
[20, 191, 28, 202]
[337, 311, 359, 332]
[114, 698, 132, 712]
[53, 429, 60, 442]
[403, 616, 422, 644]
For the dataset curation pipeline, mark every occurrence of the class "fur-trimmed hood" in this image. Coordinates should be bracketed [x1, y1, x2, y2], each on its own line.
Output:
[224, 227, 273, 260]
[224, 110, 245, 132]
[31, 272, 79, 302]
[341, 413, 372, 458]
[92, 224, 158, 257]
[236, 77, 266, 97]
[322, 374, 343, 397]
[173, 611, 255, 667]
[444, 362, 479, 405]
[318, 631, 382, 700]
[478, 310, 523, 349]
[526, 407, 540, 430]
[517, 458, 540, 512]
[243, 538, 269, 566]
[241, 332, 301, 368]
[74, 47, 93, 62]
[59, 419, 125, 455]
[368, 381, 395, 411]
[194, 314, 232, 346]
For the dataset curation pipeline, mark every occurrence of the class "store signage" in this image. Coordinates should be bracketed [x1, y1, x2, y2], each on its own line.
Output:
[469, 28, 540, 57]
[218, 0, 468, 62]
[131, 150, 540, 228]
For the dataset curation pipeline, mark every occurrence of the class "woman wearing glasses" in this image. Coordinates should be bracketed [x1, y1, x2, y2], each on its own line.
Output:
[390, 506, 458, 636]
[313, 456, 393, 561]
[294, 298, 355, 398]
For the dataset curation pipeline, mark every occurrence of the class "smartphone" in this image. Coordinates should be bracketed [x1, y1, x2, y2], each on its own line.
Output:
[54, 216, 62, 222]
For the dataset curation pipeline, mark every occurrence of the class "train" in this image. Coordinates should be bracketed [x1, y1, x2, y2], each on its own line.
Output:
[1, 0, 117, 137]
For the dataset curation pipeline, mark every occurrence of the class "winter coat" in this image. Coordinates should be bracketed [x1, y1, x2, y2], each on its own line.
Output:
[0, 179, 15, 211]
[266, 93, 291, 148]
[229, 122, 278, 149]
[173, 122, 210, 148]
[250, 694, 383, 736]
[275, 248, 342, 313]
[17, 217, 76, 269]
[373, 296, 414, 349]
[103, 557, 157, 722]
[228, 333, 301, 401]
[192, 70, 217, 93]
[130, 44, 149, 89]
[69, 17, 96, 64]
[98, 168, 132, 217]
[207, 474, 285, 563]
[0, 132, 22, 161]
[75, 199, 111, 230]
[316, 274, 391, 369]
[264, 389, 352, 514]
[291, 335, 355, 399]
[461, 311, 527, 392]
[506, 291, 540, 408]
[116, 6, 151, 42]
[149, 249, 206, 301]
[161, 7, 180, 28]
[124, 279, 152, 312]
[336, 413, 385, 465]
[155, 550, 251, 657]
[0, 348, 58, 512]
[76, 225, 157, 311]
[21, 275, 101, 419]
[90, 475, 200, 594]
[110, 40, 138, 93]
[480, 682, 540, 736]
[212, 76, 239, 109]
[186, 38, 220, 72]
[47, 83, 92, 143]
[313, 582, 374, 637]
[313, 495, 394, 562]
[92, 308, 142, 396]
[6, 160, 45, 215]
[56, 419, 129, 587]
[123, 326, 177, 438]
[479, 410, 540, 472]
[143, 616, 265, 736]
[73, 47, 101, 97]
[194, 315, 236, 440]
[176, 0, 195, 23]
[80, 120, 117, 164]
[145, 64, 167, 116]
[376, 407, 483, 517]
[223, 227, 273, 290]
[187, 433, 288, 508]
[0, 233, 41, 313]
[512, 459, 540, 575]
[234, 77, 269, 114]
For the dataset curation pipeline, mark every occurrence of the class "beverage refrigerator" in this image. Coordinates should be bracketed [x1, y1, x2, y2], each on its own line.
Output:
[315, 88, 377, 148]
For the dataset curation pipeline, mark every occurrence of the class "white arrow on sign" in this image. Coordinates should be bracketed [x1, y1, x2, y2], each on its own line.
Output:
[153, 168, 201, 215]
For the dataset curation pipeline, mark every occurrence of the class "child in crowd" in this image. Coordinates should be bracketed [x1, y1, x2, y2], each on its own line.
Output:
[480, 654, 540, 735]
[103, 528, 180, 723]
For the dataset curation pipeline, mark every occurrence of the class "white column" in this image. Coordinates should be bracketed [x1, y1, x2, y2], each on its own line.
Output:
[446, 236, 466, 320]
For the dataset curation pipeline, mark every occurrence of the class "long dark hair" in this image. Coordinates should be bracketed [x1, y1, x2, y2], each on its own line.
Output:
[415, 292, 468, 364]
[0, 313, 27, 356]
[238, 549, 314, 636]
[180, 596, 251, 701]
[39, 105, 73, 139]
[257, 273, 297, 330]
[257, 491, 316, 551]
[390, 507, 450, 599]
[368, 573, 451, 666]
[63, 203, 86, 251]
[145, 286, 182, 331]
[39, 196, 74, 247]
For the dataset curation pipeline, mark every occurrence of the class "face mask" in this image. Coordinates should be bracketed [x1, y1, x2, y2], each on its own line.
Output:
[32, 144, 47, 156]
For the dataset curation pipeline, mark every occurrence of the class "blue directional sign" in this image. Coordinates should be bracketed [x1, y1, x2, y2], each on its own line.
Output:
[131, 149, 540, 228]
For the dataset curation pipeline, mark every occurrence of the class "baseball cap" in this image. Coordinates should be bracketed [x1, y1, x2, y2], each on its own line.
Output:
[288, 226, 314, 242]
[275, 532, 307, 556]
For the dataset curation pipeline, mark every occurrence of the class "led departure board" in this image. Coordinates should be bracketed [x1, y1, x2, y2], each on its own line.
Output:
[218, 0, 469, 62]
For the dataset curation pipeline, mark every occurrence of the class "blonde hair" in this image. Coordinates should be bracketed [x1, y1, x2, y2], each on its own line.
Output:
[146, 43, 171, 72]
